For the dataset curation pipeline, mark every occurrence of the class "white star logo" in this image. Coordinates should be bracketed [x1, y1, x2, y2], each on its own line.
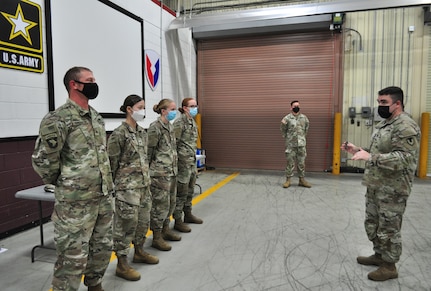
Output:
[1, 3, 37, 45]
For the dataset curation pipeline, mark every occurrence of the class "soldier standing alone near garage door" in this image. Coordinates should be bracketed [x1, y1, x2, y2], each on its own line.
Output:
[280, 100, 312, 188]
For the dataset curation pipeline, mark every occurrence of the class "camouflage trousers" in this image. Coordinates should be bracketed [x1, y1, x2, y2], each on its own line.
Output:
[113, 186, 152, 256]
[284, 146, 307, 178]
[173, 163, 196, 220]
[365, 187, 408, 263]
[51, 195, 113, 291]
[150, 176, 177, 231]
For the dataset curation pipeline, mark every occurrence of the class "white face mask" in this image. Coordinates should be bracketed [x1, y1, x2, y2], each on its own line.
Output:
[131, 109, 145, 121]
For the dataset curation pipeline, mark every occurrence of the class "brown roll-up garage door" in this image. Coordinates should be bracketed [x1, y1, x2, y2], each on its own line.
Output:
[197, 31, 342, 171]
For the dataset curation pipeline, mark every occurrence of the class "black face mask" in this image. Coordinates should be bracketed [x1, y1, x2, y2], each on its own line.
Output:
[292, 107, 300, 113]
[377, 105, 392, 119]
[75, 81, 99, 99]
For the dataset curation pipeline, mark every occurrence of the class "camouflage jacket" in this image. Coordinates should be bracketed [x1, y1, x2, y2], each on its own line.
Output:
[108, 122, 150, 203]
[147, 117, 178, 177]
[280, 113, 309, 147]
[362, 112, 421, 194]
[32, 99, 113, 201]
[174, 113, 197, 166]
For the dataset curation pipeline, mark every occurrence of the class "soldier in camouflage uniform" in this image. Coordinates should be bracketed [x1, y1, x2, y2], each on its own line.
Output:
[173, 98, 203, 233]
[148, 99, 180, 251]
[108, 95, 159, 282]
[31, 67, 113, 291]
[280, 100, 312, 188]
[342, 86, 420, 281]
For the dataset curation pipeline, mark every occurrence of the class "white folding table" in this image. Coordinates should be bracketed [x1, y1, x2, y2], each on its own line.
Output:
[15, 185, 55, 262]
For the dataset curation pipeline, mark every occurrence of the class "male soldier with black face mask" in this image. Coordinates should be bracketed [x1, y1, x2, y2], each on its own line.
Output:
[280, 100, 311, 188]
[32, 66, 113, 291]
[342, 86, 420, 281]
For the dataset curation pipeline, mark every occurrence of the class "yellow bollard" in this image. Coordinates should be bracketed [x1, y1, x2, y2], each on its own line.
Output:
[332, 112, 342, 175]
[195, 113, 202, 149]
[418, 112, 430, 178]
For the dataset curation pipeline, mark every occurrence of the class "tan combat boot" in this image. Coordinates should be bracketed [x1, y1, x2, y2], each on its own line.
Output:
[282, 177, 291, 188]
[357, 253, 384, 266]
[133, 240, 159, 264]
[162, 224, 182, 241]
[115, 255, 141, 281]
[174, 218, 192, 232]
[184, 209, 203, 224]
[368, 262, 398, 281]
[88, 284, 104, 291]
[298, 177, 311, 188]
[151, 230, 172, 251]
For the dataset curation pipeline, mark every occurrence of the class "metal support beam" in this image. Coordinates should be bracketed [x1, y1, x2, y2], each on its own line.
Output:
[192, 14, 332, 39]
[170, 0, 431, 30]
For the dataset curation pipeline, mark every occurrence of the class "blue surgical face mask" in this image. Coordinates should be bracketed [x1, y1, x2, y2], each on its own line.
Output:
[166, 110, 177, 121]
[189, 107, 198, 117]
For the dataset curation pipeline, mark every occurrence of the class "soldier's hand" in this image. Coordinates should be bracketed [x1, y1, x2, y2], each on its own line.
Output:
[351, 148, 370, 161]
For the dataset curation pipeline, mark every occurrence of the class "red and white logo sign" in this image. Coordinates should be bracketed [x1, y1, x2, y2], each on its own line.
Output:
[145, 49, 160, 91]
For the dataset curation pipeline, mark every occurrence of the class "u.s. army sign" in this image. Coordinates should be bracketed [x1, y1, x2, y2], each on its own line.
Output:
[0, 0, 43, 73]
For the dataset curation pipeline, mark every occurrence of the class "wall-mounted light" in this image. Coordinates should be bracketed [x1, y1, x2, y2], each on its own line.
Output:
[330, 12, 344, 32]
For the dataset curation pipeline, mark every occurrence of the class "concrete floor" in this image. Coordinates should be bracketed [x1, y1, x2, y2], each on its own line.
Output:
[1, 169, 431, 291]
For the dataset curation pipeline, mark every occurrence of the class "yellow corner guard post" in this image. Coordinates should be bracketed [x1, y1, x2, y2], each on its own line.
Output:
[195, 113, 202, 149]
[418, 112, 430, 178]
[332, 112, 342, 175]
